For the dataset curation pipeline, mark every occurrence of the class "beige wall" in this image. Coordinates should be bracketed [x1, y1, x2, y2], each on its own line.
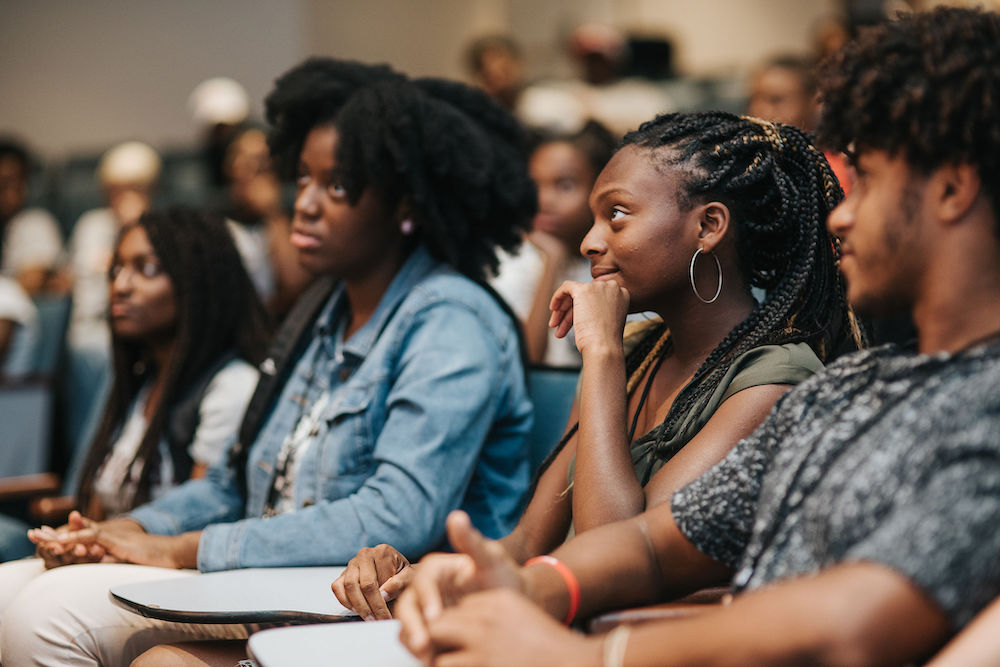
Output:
[2, 0, 907, 158]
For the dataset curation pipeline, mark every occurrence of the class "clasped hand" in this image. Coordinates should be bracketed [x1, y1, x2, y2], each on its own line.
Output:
[27, 511, 182, 570]
[394, 511, 595, 666]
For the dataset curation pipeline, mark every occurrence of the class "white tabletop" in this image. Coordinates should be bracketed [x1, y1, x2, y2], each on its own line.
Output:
[110, 566, 357, 624]
[248, 621, 422, 667]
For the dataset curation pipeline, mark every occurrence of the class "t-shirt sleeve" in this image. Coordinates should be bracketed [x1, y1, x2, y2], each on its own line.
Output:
[844, 432, 1000, 629]
[670, 413, 778, 569]
[6, 209, 63, 273]
[188, 359, 260, 466]
[720, 342, 824, 403]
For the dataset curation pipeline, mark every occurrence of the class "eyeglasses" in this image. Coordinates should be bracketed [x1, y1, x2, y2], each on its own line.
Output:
[108, 256, 165, 281]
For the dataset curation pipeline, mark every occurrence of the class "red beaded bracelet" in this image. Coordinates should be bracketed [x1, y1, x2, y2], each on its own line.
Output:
[524, 555, 580, 625]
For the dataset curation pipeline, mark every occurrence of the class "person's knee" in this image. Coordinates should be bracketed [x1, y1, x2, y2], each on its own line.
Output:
[130, 644, 180, 667]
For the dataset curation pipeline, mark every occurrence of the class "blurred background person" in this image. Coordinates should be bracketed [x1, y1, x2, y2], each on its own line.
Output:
[0, 139, 63, 296]
[61, 141, 162, 456]
[465, 34, 525, 111]
[0, 275, 39, 380]
[188, 77, 251, 190]
[491, 121, 616, 366]
[66, 141, 161, 354]
[0, 207, 269, 561]
[747, 55, 852, 195]
[214, 126, 312, 317]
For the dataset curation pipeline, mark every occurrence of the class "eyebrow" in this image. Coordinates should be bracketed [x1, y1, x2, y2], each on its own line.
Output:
[590, 186, 634, 203]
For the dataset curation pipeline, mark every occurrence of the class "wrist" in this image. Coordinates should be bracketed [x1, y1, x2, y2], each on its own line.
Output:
[579, 342, 625, 365]
[169, 531, 202, 569]
[524, 555, 580, 625]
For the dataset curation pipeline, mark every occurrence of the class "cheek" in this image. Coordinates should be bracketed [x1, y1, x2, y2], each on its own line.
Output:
[147, 283, 178, 327]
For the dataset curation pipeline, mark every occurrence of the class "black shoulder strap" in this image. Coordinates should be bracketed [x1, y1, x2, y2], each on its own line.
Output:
[163, 349, 240, 481]
[229, 276, 338, 491]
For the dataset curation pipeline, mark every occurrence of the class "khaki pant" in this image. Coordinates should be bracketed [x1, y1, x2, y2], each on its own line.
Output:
[0, 559, 248, 667]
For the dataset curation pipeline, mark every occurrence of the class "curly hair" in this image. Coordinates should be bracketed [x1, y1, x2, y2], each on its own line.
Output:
[817, 7, 1000, 222]
[536, 111, 860, 479]
[76, 206, 271, 511]
[265, 58, 537, 281]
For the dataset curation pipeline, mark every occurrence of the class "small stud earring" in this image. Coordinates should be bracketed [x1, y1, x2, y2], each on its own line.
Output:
[400, 219, 414, 235]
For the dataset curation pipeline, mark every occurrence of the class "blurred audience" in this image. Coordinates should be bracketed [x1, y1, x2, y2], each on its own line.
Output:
[0, 139, 63, 296]
[516, 24, 675, 138]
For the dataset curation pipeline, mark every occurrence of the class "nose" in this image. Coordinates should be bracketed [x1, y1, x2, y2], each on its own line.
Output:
[826, 196, 854, 239]
[294, 182, 321, 221]
[580, 222, 606, 258]
[110, 265, 133, 296]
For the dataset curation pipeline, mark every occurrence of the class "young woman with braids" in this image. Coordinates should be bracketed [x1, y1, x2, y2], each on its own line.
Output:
[0, 58, 536, 666]
[332, 109, 859, 622]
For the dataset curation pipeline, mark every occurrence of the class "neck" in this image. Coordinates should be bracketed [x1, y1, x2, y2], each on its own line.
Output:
[147, 338, 175, 381]
[658, 286, 756, 365]
[912, 224, 1000, 354]
[341, 252, 410, 339]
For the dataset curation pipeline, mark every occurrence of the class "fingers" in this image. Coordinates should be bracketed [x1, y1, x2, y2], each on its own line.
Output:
[380, 565, 415, 604]
[332, 547, 397, 621]
[445, 511, 512, 584]
[397, 587, 433, 664]
[548, 282, 576, 334]
[445, 512, 491, 565]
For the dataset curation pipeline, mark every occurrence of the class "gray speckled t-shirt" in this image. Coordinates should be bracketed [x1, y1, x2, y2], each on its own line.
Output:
[671, 341, 1000, 629]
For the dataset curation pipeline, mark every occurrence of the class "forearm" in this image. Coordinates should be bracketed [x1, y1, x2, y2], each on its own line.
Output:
[597, 564, 948, 667]
[927, 596, 1000, 667]
[572, 346, 643, 530]
[523, 509, 729, 623]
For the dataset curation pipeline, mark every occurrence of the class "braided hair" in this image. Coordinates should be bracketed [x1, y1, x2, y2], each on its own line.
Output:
[265, 58, 537, 281]
[536, 111, 860, 478]
[76, 206, 271, 512]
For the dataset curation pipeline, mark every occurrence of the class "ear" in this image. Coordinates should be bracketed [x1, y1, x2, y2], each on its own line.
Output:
[695, 201, 732, 253]
[394, 197, 414, 225]
[933, 163, 981, 226]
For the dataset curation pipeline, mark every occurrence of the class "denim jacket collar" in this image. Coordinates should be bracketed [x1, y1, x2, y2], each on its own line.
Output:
[315, 244, 440, 363]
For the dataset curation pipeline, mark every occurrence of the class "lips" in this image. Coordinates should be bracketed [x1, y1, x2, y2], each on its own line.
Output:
[591, 266, 619, 280]
[109, 301, 132, 318]
[290, 229, 322, 250]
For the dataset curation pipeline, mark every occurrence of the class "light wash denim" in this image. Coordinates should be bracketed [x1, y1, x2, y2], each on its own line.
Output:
[131, 246, 532, 571]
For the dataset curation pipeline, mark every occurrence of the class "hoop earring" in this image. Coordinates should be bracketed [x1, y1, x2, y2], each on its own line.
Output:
[400, 219, 414, 236]
[689, 247, 723, 304]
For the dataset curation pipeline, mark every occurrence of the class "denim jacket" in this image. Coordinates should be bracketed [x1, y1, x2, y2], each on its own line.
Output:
[131, 246, 533, 571]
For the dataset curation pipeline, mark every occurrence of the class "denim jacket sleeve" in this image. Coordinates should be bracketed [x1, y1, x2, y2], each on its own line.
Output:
[195, 297, 516, 571]
[128, 456, 247, 535]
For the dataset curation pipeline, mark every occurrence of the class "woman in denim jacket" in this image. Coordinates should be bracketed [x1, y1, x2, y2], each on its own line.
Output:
[0, 58, 536, 666]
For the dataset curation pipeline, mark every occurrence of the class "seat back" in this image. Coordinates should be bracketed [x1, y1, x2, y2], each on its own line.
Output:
[525, 365, 579, 474]
[0, 378, 53, 477]
[30, 295, 71, 375]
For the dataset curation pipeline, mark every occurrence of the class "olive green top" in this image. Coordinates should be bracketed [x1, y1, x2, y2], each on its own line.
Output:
[569, 319, 823, 491]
